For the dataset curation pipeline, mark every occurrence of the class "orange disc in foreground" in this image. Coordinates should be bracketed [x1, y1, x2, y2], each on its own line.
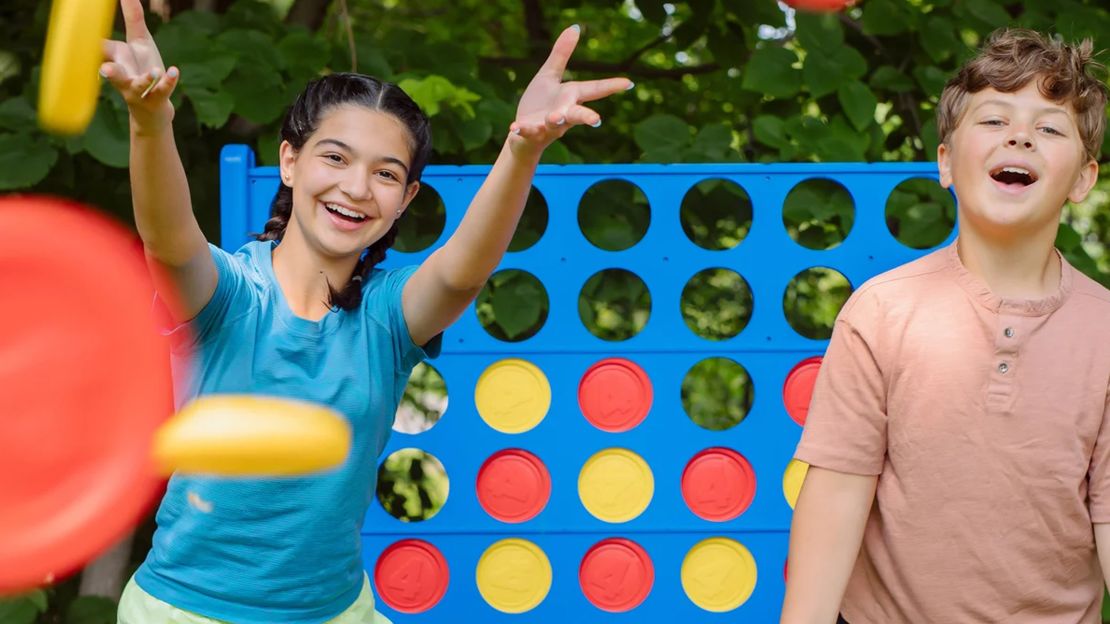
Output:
[0, 196, 174, 594]
[783, 0, 854, 11]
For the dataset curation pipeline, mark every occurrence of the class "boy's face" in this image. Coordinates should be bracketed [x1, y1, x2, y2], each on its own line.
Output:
[937, 81, 1098, 239]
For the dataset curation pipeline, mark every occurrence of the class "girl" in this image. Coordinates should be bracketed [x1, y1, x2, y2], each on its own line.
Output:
[99, 0, 631, 622]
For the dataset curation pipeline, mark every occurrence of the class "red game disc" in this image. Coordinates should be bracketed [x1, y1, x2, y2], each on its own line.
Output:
[374, 539, 450, 613]
[681, 448, 756, 522]
[0, 196, 174, 593]
[579, 538, 654, 612]
[578, 358, 652, 432]
[783, 356, 823, 426]
[476, 449, 551, 523]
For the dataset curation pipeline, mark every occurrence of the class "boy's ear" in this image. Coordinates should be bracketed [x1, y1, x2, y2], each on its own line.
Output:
[937, 142, 953, 188]
[278, 141, 297, 187]
[1068, 159, 1099, 204]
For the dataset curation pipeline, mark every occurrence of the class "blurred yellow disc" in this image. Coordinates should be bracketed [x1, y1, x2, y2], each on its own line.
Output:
[152, 395, 351, 476]
[474, 359, 550, 433]
[475, 538, 551, 613]
[783, 459, 810, 509]
[681, 537, 757, 612]
[38, 0, 117, 134]
[578, 448, 654, 523]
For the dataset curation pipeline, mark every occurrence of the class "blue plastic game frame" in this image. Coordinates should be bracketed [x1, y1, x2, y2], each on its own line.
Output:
[219, 144, 954, 622]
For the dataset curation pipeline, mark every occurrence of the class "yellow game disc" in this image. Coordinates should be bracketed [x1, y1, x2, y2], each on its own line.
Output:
[475, 538, 552, 613]
[578, 448, 654, 523]
[152, 395, 352, 476]
[782, 459, 810, 509]
[38, 0, 117, 134]
[474, 359, 551, 434]
[681, 537, 757, 612]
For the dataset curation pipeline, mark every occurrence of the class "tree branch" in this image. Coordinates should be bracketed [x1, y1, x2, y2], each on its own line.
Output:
[480, 55, 720, 78]
[286, 0, 333, 30]
[521, 0, 550, 60]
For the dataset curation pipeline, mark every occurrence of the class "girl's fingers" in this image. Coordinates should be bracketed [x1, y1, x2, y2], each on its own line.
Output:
[100, 62, 136, 94]
[544, 109, 569, 128]
[147, 66, 179, 100]
[563, 104, 601, 128]
[572, 78, 634, 103]
[101, 40, 140, 77]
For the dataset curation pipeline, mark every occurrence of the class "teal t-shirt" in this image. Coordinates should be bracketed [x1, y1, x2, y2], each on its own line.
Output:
[135, 241, 439, 624]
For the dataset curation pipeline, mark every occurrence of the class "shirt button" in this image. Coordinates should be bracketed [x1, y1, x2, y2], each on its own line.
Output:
[1004, 327, 1014, 338]
[998, 362, 1009, 374]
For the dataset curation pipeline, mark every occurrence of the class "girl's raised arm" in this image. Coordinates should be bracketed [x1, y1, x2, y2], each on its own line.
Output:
[101, 0, 215, 321]
[402, 25, 631, 346]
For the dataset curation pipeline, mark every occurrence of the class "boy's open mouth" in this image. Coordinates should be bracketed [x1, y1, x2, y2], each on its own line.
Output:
[989, 166, 1038, 187]
[324, 202, 367, 223]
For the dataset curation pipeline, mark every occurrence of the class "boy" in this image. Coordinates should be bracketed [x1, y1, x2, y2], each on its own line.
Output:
[781, 29, 1110, 623]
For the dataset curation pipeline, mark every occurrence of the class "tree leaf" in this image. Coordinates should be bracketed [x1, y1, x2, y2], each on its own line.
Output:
[82, 96, 131, 168]
[862, 0, 914, 36]
[223, 66, 287, 124]
[634, 114, 691, 158]
[0, 96, 34, 130]
[65, 596, 116, 624]
[753, 115, 788, 149]
[838, 81, 878, 131]
[690, 123, 734, 160]
[636, 0, 668, 25]
[742, 46, 801, 99]
[920, 16, 960, 63]
[0, 132, 57, 190]
[492, 275, 544, 339]
[795, 12, 844, 53]
[870, 66, 915, 93]
[186, 88, 236, 128]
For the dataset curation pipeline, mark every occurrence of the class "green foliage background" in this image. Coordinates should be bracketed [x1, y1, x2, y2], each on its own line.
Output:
[2, 0, 1109, 620]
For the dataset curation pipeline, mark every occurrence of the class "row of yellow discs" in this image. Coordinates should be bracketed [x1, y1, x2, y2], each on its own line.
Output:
[476, 536, 755, 613]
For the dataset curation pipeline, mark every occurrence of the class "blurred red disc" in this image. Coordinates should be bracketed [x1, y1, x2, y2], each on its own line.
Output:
[0, 196, 174, 594]
[783, 0, 854, 11]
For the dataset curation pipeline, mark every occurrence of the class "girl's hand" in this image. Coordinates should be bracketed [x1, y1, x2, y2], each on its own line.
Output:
[508, 25, 632, 158]
[100, 0, 179, 133]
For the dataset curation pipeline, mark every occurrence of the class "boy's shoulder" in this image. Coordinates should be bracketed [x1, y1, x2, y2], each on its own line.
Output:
[1068, 262, 1110, 310]
[838, 245, 956, 324]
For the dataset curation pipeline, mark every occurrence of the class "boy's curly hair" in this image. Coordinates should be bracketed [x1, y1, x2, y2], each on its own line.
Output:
[937, 28, 1109, 161]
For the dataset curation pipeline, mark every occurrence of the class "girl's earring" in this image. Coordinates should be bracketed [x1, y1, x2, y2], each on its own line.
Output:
[395, 209, 403, 219]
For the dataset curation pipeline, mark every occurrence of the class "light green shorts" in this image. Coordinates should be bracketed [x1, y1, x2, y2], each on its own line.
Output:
[117, 575, 394, 624]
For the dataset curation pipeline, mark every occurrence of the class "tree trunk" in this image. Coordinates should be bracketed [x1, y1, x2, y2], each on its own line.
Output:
[77, 532, 134, 600]
[286, 0, 333, 30]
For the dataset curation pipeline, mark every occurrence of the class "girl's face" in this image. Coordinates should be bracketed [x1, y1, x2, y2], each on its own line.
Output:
[279, 105, 420, 261]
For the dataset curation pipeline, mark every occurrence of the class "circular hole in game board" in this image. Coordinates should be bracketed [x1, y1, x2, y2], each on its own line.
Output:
[374, 539, 450, 613]
[681, 358, 754, 431]
[783, 178, 855, 250]
[394, 184, 445, 252]
[476, 449, 551, 523]
[476, 269, 549, 342]
[680, 268, 753, 341]
[681, 447, 756, 521]
[783, 267, 853, 340]
[578, 179, 651, 251]
[508, 186, 549, 252]
[885, 177, 956, 249]
[783, 356, 823, 426]
[680, 178, 753, 250]
[376, 448, 449, 522]
[393, 363, 448, 434]
[578, 269, 651, 341]
[578, 357, 652, 432]
[579, 538, 655, 612]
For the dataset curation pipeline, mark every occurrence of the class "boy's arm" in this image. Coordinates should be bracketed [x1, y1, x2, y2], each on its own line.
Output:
[781, 466, 877, 624]
[101, 0, 216, 321]
[1094, 523, 1110, 592]
[401, 26, 631, 347]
